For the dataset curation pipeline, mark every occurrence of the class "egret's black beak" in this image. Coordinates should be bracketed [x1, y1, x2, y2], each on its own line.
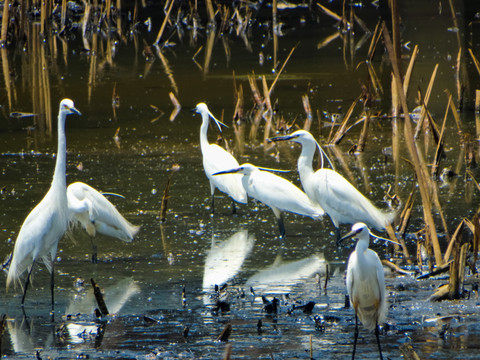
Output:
[268, 134, 297, 143]
[213, 167, 242, 176]
[336, 229, 358, 247]
[70, 107, 82, 116]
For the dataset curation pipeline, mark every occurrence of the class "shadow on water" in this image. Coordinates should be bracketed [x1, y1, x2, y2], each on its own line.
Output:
[1, 0, 480, 359]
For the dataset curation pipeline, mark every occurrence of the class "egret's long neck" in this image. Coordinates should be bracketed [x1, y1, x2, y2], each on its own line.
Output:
[355, 237, 369, 258]
[297, 141, 316, 182]
[199, 114, 210, 151]
[52, 111, 67, 190]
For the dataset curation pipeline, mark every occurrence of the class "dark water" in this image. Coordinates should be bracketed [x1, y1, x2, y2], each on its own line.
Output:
[1, 1, 480, 358]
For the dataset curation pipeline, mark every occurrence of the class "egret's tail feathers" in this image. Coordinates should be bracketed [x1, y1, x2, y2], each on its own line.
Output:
[357, 300, 387, 331]
[361, 201, 396, 231]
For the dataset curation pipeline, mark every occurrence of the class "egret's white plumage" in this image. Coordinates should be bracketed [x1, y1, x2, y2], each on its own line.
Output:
[6, 99, 81, 309]
[67, 182, 140, 261]
[270, 130, 395, 236]
[214, 163, 324, 237]
[194, 103, 247, 213]
[341, 222, 387, 360]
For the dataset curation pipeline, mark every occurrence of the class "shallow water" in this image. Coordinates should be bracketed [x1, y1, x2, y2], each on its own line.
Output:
[1, 1, 480, 359]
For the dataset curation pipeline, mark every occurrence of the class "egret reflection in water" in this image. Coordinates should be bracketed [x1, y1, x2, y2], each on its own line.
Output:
[203, 230, 255, 290]
[66, 277, 140, 316]
[246, 253, 326, 294]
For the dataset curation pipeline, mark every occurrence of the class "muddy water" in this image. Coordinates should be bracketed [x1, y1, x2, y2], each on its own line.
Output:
[1, 1, 480, 359]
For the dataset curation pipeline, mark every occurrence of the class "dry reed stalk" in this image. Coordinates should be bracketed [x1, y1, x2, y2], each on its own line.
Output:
[1, 49, 12, 111]
[403, 45, 419, 96]
[381, 259, 413, 276]
[61, 0, 67, 30]
[390, 0, 402, 74]
[40, 0, 46, 36]
[455, 47, 464, 109]
[205, 0, 215, 24]
[367, 21, 382, 60]
[268, 43, 298, 97]
[400, 344, 421, 360]
[248, 73, 263, 107]
[154, 0, 175, 45]
[233, 83, 244, 122]
[87, 32, 98, 103]
[91, 278, 109, 316]
[365, 62, 383, 96]
[105, 0, 111, 23]
[391, 73, 399, 117]
[223, 343, 232, 360]
[445, 90, 463, 137]
[160, 165, 179, 222]
[414, 64, 438, 138]
[316, 2, 351, 28]
[262, 76, 273, 144]
[330, 95, 359, 145]
[40, 41, 52, 134]
[476, 90, 480, 113]
[0, 0, 9, 44]
[382, 22, 443, 266]
[468, 48, 480, 76]
[443, 219, 466, 263]
[317, 31, 341, 50]
[155, 45, 179, 95]
[302, 94, 313, 131]
[472, 211, 480, 273]
[448, 233, 468, 300]
[169, 92, 181, 121]
[431, 97, 450, 178]
[203, 30, 215, 75]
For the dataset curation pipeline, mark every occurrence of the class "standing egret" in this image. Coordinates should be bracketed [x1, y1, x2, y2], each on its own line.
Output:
[6, 99, 81, 311]
[339, 222, 388, 360]
[214, 163, 324, 238]
[269, 130, 395, 239]
[194, 103, 247, 214]
[67, 181, 140, 263]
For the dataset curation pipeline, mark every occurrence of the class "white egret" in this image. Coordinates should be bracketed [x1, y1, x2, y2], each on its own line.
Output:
[269, 130, 395, 239]
[67, 181, 140, 263]
[6, 99, 81, 311]
[194, 103, 247, 214]
[339, 222, 388, 360]
[214, 163, 324, 238]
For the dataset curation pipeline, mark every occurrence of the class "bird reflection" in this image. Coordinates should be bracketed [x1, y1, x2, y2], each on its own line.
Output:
[246, 253, 326, 294]
[203, 230, 254, 290]
[66, 277, 140, 316]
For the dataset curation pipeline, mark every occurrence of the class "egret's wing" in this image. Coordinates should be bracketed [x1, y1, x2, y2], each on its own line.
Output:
[67, 182, 139, 242]
[7, 193, 64, 289]
[316, 169, 393, 229]
[203, 145, 247, 203]
[247, 170, 323, 218]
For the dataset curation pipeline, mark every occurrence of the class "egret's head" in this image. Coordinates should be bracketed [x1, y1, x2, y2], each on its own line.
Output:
[194, 102, 209, 114]
[60, 98, 81, 116]
[337, 222, 369, 246]
[269, 129, 314, 145]
[193, 102, 228, 131]
[213, 163, 256, 177]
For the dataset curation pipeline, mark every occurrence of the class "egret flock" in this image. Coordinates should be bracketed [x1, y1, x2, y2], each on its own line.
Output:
[6, 100, 397, 357]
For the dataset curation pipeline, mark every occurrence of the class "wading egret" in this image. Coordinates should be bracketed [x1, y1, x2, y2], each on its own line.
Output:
[194, 103, 247, 214]
[67, 181, 140, 263]
[339, 222, 388, 360]
[269, 130, 395, 239]
[214, 163, 324, 238]
[6, 99, 81, 311]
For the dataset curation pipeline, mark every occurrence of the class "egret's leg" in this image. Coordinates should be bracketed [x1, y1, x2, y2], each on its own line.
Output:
[210, 195, 215, 214]
[50, 265, 55, 321]
[91, 237, 98, 264]
[335, 227, 342, 246]
[21, 262, 36, 306]
[231, 200, 237, 215]
[375, 321, 383, 360]
[50, 263, 55, 312]
[277, 216, 286, 238]
[352, 314, 358, 360]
